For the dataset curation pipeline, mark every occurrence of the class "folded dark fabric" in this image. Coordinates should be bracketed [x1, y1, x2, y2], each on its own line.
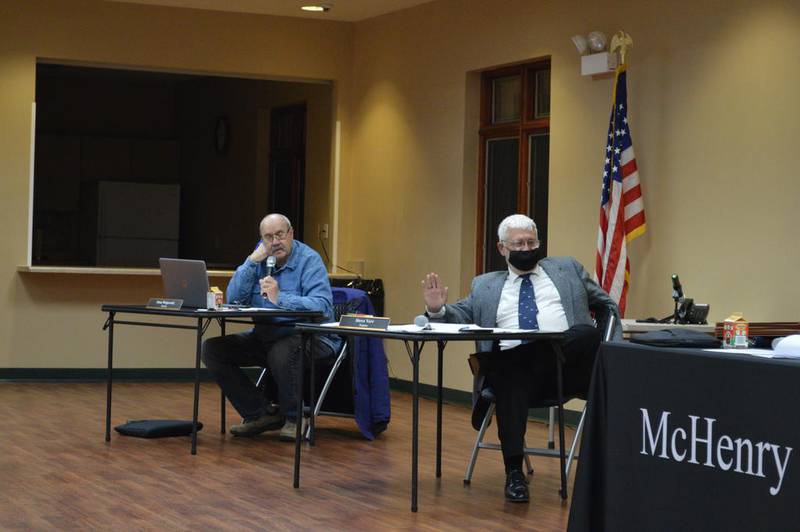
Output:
[629, 328, 720, 348]
[114, 419, 203, 438]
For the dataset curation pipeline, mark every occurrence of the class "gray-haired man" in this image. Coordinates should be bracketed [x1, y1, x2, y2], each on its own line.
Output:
[422, 214, 621, 502]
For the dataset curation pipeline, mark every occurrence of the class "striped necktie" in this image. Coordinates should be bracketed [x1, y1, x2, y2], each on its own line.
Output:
[518, 273, 539, 330]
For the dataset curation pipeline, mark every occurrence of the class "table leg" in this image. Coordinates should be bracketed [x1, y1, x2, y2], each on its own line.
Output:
[294, 331, 308, 488]
[104, 312, 115, 442]
[191, 318, 202, 455]
[436, 340, 444, 478]
[411, 340, 420, 512]
[309, 339, 316, 446]
[553, 341, 567, 499]
[220, 318, 226, 434]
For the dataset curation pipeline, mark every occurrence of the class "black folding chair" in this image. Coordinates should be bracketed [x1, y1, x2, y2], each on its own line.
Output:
[463, 312, 616, 486]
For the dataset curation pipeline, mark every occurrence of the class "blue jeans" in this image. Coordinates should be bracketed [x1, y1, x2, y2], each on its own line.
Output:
[202, 331, 333, 422]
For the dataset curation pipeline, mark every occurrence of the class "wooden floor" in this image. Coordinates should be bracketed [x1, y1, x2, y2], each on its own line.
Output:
[0, 382, 579, 530]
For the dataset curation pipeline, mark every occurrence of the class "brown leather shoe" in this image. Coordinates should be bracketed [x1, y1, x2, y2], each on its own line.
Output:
[230, 414, 284, 437]
[278, 417, 308, 442]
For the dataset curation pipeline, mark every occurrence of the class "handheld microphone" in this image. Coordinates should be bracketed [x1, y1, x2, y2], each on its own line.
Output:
[266, 256, 276, 277]
[414, 314, 432, 330]
[671, 274, 683, 299]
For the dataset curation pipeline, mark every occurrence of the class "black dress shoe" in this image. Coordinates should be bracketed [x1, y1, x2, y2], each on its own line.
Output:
[471, 387, 495, 431]
[505, 469, 530, 503]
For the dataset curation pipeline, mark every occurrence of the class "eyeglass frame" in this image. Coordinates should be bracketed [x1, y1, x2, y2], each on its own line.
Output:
[261, 228, 292, 244]
[500, 238, 541, 251]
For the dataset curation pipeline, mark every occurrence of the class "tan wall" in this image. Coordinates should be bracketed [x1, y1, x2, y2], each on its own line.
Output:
[0, 0, 352, 368]
[344, 0, 800, 392]
[3, 0, 800, 396]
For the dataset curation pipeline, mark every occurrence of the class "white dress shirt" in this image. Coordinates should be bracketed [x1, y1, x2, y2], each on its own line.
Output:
[427, 265, 569, 350]
[495, 266, 568, 349]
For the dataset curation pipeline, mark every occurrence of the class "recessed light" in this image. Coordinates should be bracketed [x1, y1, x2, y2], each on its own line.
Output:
[301, 5, 330, 12]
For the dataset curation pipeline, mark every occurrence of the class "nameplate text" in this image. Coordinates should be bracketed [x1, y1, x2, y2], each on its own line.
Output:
[146, 298, 183, 310]
[338, 314, 390, 331]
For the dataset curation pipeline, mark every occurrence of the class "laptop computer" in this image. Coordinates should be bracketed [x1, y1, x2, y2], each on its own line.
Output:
[159, 258, 210, 308]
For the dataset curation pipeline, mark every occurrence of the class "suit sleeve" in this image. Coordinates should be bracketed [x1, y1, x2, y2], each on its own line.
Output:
[573, 259, 623, 341]
[441, 277, 478, 324]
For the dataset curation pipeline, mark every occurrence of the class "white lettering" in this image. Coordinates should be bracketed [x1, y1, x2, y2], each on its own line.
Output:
[670, 428, 687, 462]
[640, 409, 670, 458]
[771, 446, 793, 496]
[735, 438, 754, 475]
[640, 410, 791, 496]
[688, 415, 715, 467]
[755, 442, 770, 478]
[716, 435, 734, 471]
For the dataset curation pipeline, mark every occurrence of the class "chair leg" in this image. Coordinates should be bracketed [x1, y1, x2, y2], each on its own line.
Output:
[241, 368, 270, 422]
[547, 406, 555, 449]
[254, 368, 268, 388]
[220, 389, 226, 434]
[523, 444, 534, 476]
[305, 344, 348, 440]
[464, 403, 495, 484]
[565, 404, 587, 479]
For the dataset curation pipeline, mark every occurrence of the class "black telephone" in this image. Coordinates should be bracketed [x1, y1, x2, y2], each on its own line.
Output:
[676, 298, 710, 325]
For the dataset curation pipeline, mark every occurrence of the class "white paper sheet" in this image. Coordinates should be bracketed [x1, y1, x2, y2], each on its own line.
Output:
[704, 348, 779, 358]
[197, 306, 285, 312]
[320, 321, 550, 335]
[388, 323, 544, 334]
[774, 335, 800, 358]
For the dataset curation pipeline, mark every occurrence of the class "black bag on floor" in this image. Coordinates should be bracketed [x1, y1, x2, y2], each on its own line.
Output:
[629, 328, 720, 348]
[114, 419, 203, 438]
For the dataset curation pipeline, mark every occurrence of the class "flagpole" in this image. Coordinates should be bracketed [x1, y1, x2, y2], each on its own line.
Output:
[595, 30, 646, 316]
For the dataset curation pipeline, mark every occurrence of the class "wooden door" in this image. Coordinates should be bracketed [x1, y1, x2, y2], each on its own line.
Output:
[268, 104, 306, 239]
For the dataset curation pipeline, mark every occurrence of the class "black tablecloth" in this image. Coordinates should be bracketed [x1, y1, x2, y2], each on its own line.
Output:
[568, 342, 800, 531]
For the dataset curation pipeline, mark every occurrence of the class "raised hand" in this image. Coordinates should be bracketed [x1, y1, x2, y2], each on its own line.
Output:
[421, 272, 448, 313]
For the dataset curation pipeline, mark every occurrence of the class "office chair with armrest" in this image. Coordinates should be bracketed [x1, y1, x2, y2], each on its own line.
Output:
[463, 311, 616, 486]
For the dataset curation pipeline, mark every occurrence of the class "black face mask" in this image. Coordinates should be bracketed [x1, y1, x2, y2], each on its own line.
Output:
[507, 248, 545, 271]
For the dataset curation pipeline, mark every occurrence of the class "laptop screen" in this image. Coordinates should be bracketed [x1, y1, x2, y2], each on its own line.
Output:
[159, 258, 210, 308]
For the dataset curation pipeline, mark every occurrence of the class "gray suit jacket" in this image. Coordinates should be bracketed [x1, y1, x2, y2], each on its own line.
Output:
[438, 256, 623, 354]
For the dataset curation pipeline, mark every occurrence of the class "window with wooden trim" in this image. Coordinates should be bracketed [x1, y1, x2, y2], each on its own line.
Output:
[477, 59, 551, 273]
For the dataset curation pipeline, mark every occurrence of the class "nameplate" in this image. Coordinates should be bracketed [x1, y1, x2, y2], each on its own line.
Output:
[338, 314, 390, 331]
[146, 298, 183, 310]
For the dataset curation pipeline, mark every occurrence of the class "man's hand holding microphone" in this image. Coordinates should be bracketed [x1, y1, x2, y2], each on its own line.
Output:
[250, 242, 279, 304]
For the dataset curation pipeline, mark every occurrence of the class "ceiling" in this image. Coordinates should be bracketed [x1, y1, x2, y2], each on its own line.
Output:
[104, 0, 434, 22]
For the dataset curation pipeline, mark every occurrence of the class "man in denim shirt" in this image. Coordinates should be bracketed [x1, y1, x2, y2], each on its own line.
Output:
[202, 213, 339, 439]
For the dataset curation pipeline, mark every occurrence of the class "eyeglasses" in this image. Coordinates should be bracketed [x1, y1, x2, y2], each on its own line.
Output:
[502, 239, 540, 251]
[262, 229, 290, 243]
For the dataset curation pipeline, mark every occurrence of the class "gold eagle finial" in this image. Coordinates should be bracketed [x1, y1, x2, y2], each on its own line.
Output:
[610, 31, 634, 65]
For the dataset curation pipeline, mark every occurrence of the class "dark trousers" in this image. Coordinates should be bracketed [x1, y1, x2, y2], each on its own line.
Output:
[202, 331, 333, 421]
[483, 324, 602, 461]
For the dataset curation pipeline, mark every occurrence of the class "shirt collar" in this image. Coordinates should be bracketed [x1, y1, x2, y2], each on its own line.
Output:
[507, 264, 542, 282]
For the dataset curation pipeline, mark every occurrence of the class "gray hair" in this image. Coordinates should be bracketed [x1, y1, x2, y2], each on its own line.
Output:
[497, 214, 537, 241]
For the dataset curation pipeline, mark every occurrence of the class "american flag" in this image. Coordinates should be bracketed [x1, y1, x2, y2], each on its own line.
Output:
[595, 64, 646, 316]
